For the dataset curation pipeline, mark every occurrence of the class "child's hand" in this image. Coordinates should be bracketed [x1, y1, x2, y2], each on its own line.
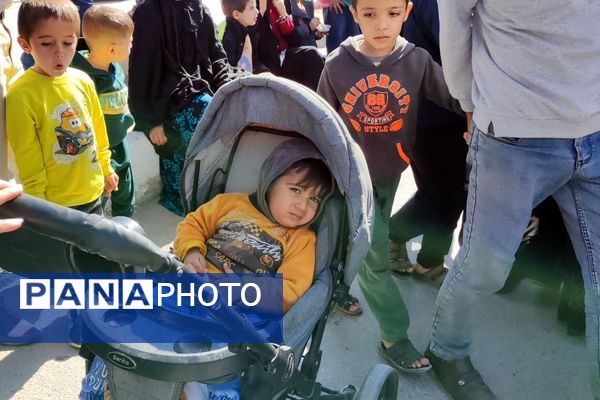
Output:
[309, 17, 321, 32]
[149, 125, 168, 146]
[329, 0, 343, 14]
[315, 31, 328, 39]
[104, 173, 119, 195]
[184, 248, 208, 273]
[222, 262, 234, 274]
[463, 131, 471, 144]
[464, 111, 473, 144]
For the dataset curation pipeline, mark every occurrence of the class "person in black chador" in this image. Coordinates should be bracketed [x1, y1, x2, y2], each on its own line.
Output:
[128, 0, 243, 216]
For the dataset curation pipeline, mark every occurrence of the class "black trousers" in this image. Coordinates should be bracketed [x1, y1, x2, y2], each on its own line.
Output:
[0, 197, 105, 347]
[279, 46, 324, 91]
[390, 121, 468, 268]
[507, 196, 581, 291]
[0, 197, 103, 273]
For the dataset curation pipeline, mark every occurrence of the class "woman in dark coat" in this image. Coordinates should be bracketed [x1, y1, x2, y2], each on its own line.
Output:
[129, 0, 242, 216]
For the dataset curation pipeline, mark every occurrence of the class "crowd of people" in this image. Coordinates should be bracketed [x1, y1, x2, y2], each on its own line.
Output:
[0, 0, 598, 399]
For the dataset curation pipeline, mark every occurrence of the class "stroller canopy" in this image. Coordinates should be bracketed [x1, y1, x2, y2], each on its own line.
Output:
[181, 75, 373, 286]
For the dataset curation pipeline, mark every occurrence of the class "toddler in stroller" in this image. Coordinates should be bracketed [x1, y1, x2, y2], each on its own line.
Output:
[0, 76, 397, 399]
[175, 138, 334, 312]
[174, 137, 334, 398]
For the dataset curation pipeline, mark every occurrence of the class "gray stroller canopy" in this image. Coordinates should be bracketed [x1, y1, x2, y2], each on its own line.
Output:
[181, 75, 373, 286]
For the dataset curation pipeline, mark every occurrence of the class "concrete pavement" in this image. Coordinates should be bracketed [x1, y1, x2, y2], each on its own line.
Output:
[1, 167, 592, 399]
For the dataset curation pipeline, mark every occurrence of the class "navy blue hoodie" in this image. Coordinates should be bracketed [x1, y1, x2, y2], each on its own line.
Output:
[317, 36, 462, 184]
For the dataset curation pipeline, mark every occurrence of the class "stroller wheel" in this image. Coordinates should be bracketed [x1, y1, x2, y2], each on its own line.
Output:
[354, 364, 399, 400]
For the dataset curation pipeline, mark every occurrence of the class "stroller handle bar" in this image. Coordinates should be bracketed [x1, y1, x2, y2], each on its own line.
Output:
[0, 192, 180, 273]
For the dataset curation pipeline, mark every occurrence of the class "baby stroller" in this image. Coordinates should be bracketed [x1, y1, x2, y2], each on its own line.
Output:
[0, 75, 397, 399]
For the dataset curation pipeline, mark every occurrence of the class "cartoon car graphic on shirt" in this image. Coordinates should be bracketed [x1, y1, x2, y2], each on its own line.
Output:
[54, 108, 94, 155]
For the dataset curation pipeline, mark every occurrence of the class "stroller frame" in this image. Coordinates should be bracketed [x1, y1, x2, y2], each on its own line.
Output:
[0, 76, 398, 399]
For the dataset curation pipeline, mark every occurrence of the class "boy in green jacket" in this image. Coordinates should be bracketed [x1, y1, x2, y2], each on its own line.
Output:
[72, 5, 135, 217]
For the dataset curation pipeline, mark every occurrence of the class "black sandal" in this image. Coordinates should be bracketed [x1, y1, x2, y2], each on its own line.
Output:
[377, 339, 431, 374]
[334, 292, 363, 316]
[425, 349, 496, 399]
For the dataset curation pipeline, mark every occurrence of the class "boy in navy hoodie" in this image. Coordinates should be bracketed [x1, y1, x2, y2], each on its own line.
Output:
[317, 0, 462, 374]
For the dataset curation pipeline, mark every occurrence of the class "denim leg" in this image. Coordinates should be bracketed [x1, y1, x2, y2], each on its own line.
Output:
[429, 128, 574, 360]
[551, 131, 600, 398]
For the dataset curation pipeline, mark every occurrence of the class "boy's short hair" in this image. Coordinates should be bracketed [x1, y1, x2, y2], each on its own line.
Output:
[281, 158, 332, 197]
[82, 5, 134, 46]
[18, 0, 80, 40]
[221, 0, 250, 18]
[351, 0, 408, 8]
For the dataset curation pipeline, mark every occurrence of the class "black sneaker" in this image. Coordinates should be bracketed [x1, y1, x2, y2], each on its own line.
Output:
[425, 349, 496, 400]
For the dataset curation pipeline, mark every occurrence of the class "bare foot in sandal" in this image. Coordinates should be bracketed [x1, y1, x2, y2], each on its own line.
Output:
[382, 340, 430, 369]
[334, 292, 363, 316]
[412, 262, 448, 286]
[389, 240, 414, 278]
[378, 339, 431, 373]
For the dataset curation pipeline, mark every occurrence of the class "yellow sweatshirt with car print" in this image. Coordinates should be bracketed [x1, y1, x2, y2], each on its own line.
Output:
[6, 68, 113, 206]
[174, 193, 316, 313]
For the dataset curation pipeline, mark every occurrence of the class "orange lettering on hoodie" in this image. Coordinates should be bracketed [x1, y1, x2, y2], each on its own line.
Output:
[341, 74, 411, 132]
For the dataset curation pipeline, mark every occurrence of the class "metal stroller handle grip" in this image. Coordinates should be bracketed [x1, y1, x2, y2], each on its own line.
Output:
[0, 193, 177, 273]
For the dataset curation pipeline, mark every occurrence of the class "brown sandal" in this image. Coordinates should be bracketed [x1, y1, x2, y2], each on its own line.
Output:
[413, 263, 448, 287]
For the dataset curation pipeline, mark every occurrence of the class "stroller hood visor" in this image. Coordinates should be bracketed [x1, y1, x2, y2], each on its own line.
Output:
[182, 76, 374, 286]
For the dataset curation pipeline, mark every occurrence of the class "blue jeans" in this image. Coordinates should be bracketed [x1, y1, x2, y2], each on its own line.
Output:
[324, 5, 360, 54]
[429, 126, 600, 395]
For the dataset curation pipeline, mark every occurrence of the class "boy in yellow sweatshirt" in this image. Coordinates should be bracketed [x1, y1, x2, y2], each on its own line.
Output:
[7, 0, 117, 213]
[174, 138, 334, 313]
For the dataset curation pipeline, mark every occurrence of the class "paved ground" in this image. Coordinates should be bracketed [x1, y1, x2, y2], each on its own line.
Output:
[0, 0, 594, 399]
[1, 167, 593, 400]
